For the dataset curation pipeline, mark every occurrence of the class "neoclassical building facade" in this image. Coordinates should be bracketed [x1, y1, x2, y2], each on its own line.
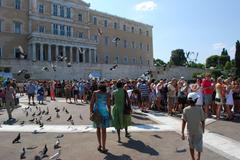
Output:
[0, 0, 153, 79]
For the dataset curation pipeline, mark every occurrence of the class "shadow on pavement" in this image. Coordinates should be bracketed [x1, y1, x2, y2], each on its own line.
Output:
[104, 153, 132, 160]
[122, 137, 159, 156]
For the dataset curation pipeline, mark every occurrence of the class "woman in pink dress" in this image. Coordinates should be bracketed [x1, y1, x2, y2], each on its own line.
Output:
[50, 81, 56, 101]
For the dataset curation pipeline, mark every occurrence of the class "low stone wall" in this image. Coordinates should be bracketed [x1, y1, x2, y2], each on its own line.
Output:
[0, 59, 152, 80]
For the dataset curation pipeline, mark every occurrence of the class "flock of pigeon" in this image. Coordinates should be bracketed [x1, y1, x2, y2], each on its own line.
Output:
[11, 105, 84, 159]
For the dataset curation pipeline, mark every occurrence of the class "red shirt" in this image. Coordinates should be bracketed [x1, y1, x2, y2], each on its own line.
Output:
[201, 79, 214, 95]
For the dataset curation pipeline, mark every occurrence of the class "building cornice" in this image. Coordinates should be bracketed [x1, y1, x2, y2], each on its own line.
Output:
[89, 9, 153, 29]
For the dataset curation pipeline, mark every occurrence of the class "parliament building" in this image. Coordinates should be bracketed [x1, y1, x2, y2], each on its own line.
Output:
[0, 0, 153, 80]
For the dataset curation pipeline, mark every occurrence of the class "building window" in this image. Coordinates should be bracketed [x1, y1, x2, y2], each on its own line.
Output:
[124, 40, 127, 48]
[115, 56, 119, 64]
[131, 26, 134, 33]
[60, 6, 64, 17]
[38, 4, 44, 13]
[104, 36, 109, 46]
[140, 43, 143, 49]
[78, 14, 83, 22]
[124, 57, 128, 64]
[132, 58, 136, 64]
[60, 25, 65, 36]
[66, 8, 71, 18]
[94, 35, 98, 42]
[139, 28, 142, 34]
[66, 26, 71, 37]
[114, 22, 117, 29]
[79, 32, 84, 38]
[93, 17, 97, 25]
[147, 44, 150, 51]
[104, 20, 108, 28]
[132, 41, 135, 49]
[15, 0, 21, 10]
[123, 24, 126, 31]
[38, 25, 45, 33]
[53, 4, 58, 16]
[53, 24, 58, 35]
[105, 56, 109, 64]
[0, 0, 2, 7]
[140, 57, 143, 64]
[146, 30, 149, 36]
[14, 21, 22, 34]
[0, 48, 2, 58]
[0, 20, 2, 32]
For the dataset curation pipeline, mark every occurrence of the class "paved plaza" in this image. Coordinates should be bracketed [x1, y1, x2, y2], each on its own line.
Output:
[0, 96, 239, 160]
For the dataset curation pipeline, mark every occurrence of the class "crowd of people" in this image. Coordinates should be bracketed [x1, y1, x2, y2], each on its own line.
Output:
[0, 73, 240, 159]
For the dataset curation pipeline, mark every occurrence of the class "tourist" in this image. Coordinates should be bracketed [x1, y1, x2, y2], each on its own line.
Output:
[167, 78, 177, 115]
[90, 82, 111, 153]
[138, 79, 150, 112]
[37, 83, 44, 105]
[224, 78, 233, 120]
[50, 80, 56, 101]
[232, 79, 240, 114]
[215, 77, 225, 120]
[201, 73, 214, 117]
[182, 92, 205, 160]
[73, 82, 79, 104]
[112, 80, 131, 143]
[191, 79, 203, 107]
[5, 82, 16, 121]
[64, 81, 72, 103]
[26, 81, 36, 105]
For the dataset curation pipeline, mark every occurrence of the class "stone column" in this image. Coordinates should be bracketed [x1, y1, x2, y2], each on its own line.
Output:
[40, 43, 44, 61]
[76, 48, 80, 63]
[48, 44, 52, 62]
[32, 43, 36, 61]
[70, 46, 73, 63]
[94, 49, 97, 63]
[82, 48, 85, 63]
[63, 46, 66, 57]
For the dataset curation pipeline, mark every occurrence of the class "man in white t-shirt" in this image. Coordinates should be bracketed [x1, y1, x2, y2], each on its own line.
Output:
[182, 92, 205, 160]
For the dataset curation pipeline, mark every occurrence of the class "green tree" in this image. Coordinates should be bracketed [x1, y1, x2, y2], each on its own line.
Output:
[206, 55, 219, 68]
[153, 58, 166, 67]
[224, 61, 232, 71]
[169, 49, 187, 66]
[235, 40, 240, 76]
[219, 48, 230, 67]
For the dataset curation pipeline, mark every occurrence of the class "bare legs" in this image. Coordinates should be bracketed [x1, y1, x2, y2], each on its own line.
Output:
[190, 148, 201, 160]
[96, 128, 107, 152]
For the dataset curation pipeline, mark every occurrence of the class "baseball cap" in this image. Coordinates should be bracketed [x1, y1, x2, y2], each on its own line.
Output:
[187, 92, 200, 101]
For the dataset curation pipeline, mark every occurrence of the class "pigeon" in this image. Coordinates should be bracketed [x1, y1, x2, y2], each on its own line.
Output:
[17, 69, 28, 76]
[32, 112, 36, 117]
[70, 120, 74, 125]
[12, 133, 21, 144]
[25, 111, 29, 117]
[37, 111, 42, 116]
[49, 150, 61, 160]
[97, 28, 103, 36]
[55, 107, 60, 113]
[56, 134, 64, 139]
[57, 55, 67, 62]
[46, 116, 51, 121]
[34, 155, 41, 160]
[67, 115, 72, 121]
[42, 66, 50, 72]
[51, 63, 57, 72]
[39, 122, 44, 128]
[39, 144, 48, 157]
[79, 114, 83, 120]
[112, 37, 120, 46]
[42, 110, 45, 115]
[20, 147, 26, 159]
[65, 109, 69, 114]
[62, 107, 66, 112]
[32, 130, 39, 134]
[56, 113, 60, 119]
[20, 121, 25, 126]
[29, 118, 35, 122]
[17, 46, 27, 59]
[110, 64, 118, 71]
[78, 48, 86, 54]
[45, 108, 49, 115]
[54, 139, 61, 149]
[67, 63, 72, 67]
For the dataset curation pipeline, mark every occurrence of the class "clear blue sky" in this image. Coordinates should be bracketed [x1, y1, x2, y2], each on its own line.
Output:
[84, 0, 240, 63]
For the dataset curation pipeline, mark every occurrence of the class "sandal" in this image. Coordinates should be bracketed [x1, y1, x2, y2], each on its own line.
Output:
[97, 146, 102, 152]
[101, 149, 108, 153]
[125, 133, 131, 138]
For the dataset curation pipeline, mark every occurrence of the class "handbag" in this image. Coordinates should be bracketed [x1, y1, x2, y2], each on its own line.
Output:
[124, 90, 132, 115]
[90, 106, 102, 123]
